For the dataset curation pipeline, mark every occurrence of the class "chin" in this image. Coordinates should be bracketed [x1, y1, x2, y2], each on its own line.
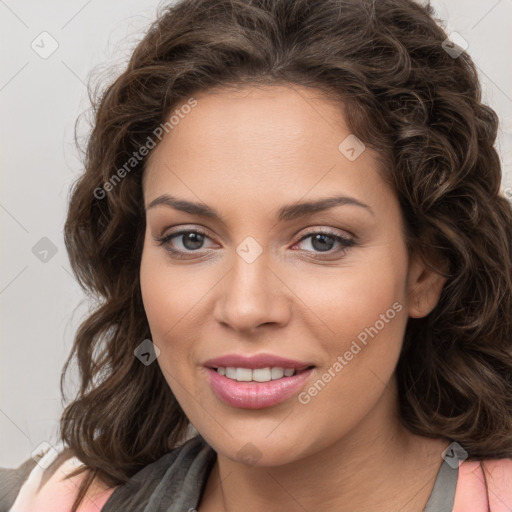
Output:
[196, 425, 311, 467]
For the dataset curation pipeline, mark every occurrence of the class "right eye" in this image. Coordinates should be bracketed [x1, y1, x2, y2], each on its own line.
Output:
[154, 228, 217, 258]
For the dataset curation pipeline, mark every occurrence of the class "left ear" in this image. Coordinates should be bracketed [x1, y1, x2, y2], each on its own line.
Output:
[406, 249, 448, 318]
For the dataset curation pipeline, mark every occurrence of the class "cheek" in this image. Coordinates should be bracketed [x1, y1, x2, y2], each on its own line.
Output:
[290, 245, 407, 341]
[139, 246, 192, 371]
[139, 242, 218, 389]
[293, 276, 407, 438]
[287, 241, 408, 395]
[140, 241, 206, 337]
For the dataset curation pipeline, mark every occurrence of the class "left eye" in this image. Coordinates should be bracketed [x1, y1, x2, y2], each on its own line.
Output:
[295, 232, 354, 253]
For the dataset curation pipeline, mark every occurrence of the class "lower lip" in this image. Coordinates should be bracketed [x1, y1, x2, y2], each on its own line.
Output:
[205, 367, 315, 409]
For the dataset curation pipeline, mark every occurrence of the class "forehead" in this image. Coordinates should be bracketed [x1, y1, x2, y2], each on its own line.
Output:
[145, 84, 347, 171]
[142, 84, 386, 212]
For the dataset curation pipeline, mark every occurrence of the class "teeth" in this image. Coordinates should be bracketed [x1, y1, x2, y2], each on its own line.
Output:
[252, 368, 272, 382]
[236, 368, 252, 382]
[216, 366, 297, 382]
[226, 367, 237, 379]
[271, 367, 283, 380]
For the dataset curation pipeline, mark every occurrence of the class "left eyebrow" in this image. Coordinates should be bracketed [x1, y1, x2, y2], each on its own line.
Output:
[145, 193, 375, 221]
[276, 194, 375, 221]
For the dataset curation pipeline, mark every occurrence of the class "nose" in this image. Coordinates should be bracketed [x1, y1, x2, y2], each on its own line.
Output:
[213, 245, 291, 334]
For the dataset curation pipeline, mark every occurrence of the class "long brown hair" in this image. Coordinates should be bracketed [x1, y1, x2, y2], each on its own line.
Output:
[53, 0, 512, 509]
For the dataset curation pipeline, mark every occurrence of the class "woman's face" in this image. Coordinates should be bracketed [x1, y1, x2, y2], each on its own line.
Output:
[140, 84, 443, 466]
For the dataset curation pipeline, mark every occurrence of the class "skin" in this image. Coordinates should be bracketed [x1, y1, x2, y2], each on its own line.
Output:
[139, 84, 449, 512]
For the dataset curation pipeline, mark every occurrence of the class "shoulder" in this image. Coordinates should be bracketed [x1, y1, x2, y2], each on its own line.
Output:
[6, 444, 117, 512]
[4, 435, 214, 512]
[453, 458, 512, 511]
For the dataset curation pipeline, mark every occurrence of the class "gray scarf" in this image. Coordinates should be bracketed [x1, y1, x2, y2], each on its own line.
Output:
[102, 435, 216, 512]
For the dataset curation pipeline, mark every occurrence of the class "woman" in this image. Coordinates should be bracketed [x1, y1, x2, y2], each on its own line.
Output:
[2, 0, 512, 510]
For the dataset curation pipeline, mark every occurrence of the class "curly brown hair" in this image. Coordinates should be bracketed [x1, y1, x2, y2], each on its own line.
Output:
[51, 0, 512, 509]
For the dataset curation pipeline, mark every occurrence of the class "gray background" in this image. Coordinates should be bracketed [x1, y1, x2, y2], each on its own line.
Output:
[1, 0, 512, 467]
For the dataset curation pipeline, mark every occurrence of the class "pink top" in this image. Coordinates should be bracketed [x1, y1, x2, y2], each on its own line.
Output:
[8, 452, 116, 512]
[9, 455, 512, 511]
[453, 458, 512, 511]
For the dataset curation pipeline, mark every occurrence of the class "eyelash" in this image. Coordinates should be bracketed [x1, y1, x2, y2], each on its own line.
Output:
[153, 227, 355, 260]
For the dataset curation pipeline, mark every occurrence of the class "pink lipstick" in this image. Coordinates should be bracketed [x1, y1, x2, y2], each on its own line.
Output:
[203, 353, 315, 409]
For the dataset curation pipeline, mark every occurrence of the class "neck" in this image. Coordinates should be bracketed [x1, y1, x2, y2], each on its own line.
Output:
[199, 382, 450, 512]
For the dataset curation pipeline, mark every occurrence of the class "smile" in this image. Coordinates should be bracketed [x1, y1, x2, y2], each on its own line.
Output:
[205, 366, 315, 409]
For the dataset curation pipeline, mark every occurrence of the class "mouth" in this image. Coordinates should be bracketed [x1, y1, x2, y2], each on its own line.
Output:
[204, 365, 316, 409]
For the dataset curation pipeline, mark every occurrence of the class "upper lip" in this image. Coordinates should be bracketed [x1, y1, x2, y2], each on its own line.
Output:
[203, 353, 315, 371]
